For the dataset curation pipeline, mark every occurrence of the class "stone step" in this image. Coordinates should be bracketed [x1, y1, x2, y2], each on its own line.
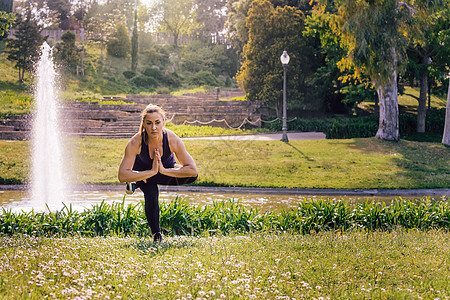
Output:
[69, 132, 134, 139]
[0, 125, 15, 131]
[0, 131, 29, 140]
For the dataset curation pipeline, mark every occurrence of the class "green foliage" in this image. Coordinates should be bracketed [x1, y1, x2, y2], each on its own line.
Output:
[180, 40, 236, 76]
[2, 197, 450, 237]
[237, 0, 320, 112]
[107, 22, 130, 58]
[142, 67, 162, 79]
[151, 0, 197, 46]
[155, 87, 170, 94]
[131, 75, 158, 88]
[54, 30, 79, 70]
[186, 70, 219, 86]
[6, 12, 44, 82]
[122, 70, 136, 79]
[0, 11, 15, 37]
[266, 111, 445, 140]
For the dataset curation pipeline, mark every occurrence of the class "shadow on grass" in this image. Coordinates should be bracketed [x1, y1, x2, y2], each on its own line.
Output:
[0, 80, 29, 91]
[348, 138, 450, 189]
[285, 141, 314, 161]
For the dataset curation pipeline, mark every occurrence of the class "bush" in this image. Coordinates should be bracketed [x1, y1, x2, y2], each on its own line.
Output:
[132, 76, 158, 88]
[186, 70, 219, 86]
[107, 22, 130, 58]
[163, 72, 182, 87]
[142, 67, 162, 79]
[156, 87, 170, 94]
[123, 70, 136, 79]
[265, 109, 445, 140]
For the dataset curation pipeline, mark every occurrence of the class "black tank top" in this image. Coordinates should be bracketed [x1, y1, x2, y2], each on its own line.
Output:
[133, 130, 176, 171]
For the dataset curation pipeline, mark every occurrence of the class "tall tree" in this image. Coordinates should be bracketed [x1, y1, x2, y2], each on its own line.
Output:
[107, 22, 131, 57]
[405, 2, 450, 133]
[226, 0, 252, 53]
[329, 0, 448, 141]
[236, 0, 319, 114]
[443, 75, 450, 146]
[6, 12, 44, 82]
[46, 0, 71, 29]
[131, 9, 138, 71]
[150, 0, 197, 46]
[195, 0, 227, 44]
[85, 10, 125, 61]
[55, 30, 78, 70]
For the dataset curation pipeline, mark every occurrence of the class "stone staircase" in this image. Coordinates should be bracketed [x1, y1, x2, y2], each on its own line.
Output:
[0, 90, 263, 140]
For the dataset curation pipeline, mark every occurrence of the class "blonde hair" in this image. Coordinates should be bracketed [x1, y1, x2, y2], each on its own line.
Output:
[139, 104, 166, 144]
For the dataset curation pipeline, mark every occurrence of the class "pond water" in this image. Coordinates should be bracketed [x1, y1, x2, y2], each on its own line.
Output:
[0, 188, 445, 212]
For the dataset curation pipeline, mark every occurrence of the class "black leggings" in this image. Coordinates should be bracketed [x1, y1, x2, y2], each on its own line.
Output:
[136, 174, 197, 234]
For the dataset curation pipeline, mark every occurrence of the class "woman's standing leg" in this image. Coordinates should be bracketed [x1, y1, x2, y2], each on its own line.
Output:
[137, 182, 161, 236]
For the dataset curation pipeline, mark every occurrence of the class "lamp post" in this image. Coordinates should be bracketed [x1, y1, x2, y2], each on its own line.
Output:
[280, 50, 290, 142]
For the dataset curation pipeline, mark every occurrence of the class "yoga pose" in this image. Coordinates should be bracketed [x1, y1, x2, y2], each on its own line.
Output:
[118, 104, 198, 242]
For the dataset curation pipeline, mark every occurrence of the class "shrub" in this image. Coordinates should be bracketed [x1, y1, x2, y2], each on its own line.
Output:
[123, 70, 136, 79]
[265, 110, 445, 140]
[142, 67, 162, 79]
[132, 76, 158, 88]
[186, 70, 219, 86]
[156, 87, 170, 94]
[107, 22, 130, 58]
[163, 72, 182, 87]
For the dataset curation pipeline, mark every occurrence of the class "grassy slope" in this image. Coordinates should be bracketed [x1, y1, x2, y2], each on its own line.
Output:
[0, 231, 449, 299]
[1, 137, 448, 189]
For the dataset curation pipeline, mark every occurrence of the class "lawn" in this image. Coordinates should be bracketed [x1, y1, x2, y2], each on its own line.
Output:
[0, 137, 448, 189]
[0, 230, 449, 299]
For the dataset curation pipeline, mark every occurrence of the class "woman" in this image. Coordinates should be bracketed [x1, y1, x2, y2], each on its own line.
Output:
[118, 104, 198, 242]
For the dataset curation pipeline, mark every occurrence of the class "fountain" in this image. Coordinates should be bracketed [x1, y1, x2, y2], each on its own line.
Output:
[31, 42, 69, 210]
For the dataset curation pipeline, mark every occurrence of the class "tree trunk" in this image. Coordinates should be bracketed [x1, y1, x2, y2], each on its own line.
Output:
[375, 72, 399, 141]
[416, 56, 428, 132]
[100, 43, 104, 63]
[442, 78, 450, 146]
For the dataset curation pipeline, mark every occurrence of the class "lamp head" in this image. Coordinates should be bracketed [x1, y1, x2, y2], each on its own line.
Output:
[280, 51, 290, 65]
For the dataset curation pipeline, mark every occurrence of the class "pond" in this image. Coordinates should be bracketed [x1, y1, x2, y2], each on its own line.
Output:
[1, 186, 446, 212]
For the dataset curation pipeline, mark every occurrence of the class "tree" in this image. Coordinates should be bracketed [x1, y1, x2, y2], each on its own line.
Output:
[304, 4, 377, 113]
[225, 0, 252, 53]
[6, 12, 44, 83]
[54, 30, 78, 70]
[236, 0, 319, 114]
[443, 75, 450, 146]
[0, 11, 14, 39]
[329, 0, 448, 141]
[150, 0, 197, 46]
[195, 0, 227, 44]
[46, 0, 71, 29]
[85, 10, 126, 61]
[131, 9, 138, 71]
[405, 2, 450, 133]
[107, 22, 130, 58]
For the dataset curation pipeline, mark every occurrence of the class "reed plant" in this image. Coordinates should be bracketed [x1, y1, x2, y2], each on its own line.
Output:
[2, 197, 450, 237]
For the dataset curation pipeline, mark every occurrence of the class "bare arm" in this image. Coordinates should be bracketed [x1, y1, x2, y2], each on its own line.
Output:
[118, 135, 158, 183]
[158, 130, 198, 178]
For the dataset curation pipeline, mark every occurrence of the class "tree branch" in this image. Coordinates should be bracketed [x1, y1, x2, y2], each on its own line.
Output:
[398, 2, 418, 16]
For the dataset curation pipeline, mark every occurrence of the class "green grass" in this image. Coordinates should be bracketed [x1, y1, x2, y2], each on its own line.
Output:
[0, 90, 33, 117]
[1, 137, 448, 188]
[359, 86, 447, 112]
[0, 230, 449, 299]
